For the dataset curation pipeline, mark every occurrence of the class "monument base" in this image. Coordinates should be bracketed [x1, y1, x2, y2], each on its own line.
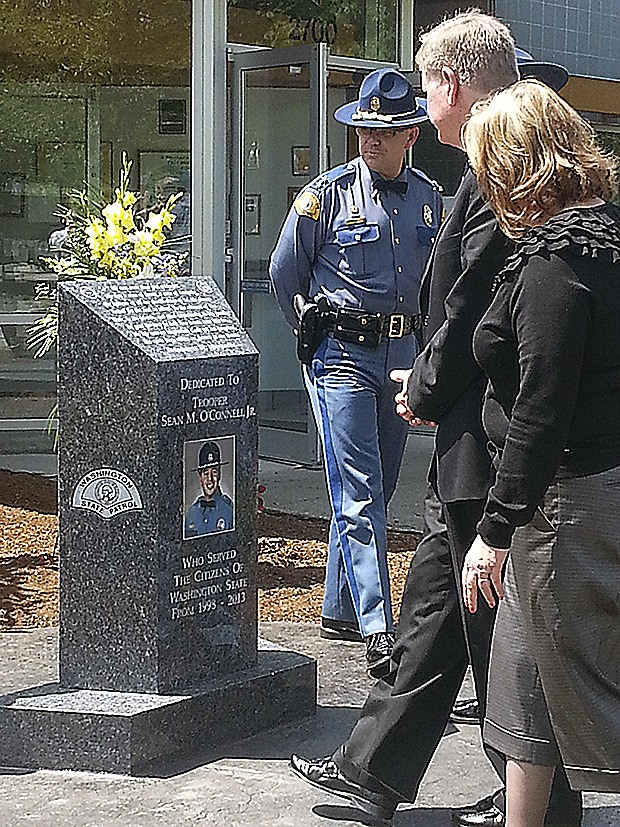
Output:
[0, 640, 316, 775]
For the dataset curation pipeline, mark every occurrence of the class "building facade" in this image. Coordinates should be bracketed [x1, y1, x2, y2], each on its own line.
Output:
[1, 0, 618, 470]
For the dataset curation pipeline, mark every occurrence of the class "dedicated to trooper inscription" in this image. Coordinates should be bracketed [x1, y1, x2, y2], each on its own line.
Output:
[58, 276, 259, 694]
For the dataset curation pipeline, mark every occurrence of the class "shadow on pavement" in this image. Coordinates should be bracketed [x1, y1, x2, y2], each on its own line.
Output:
[143, 705, 361, 778]
[314, 803, 453, 825]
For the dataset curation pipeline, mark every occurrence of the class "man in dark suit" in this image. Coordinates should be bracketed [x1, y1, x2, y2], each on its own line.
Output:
[289, 11, 582, 827]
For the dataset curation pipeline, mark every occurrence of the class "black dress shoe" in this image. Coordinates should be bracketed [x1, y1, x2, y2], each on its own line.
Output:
[320, 617, 364, 642]
[450, 697, 481, 725]
[365, 632, 395, 679]
[452, 794, 504, 826]
[452, 789, 581, 827]
[290, 754, 397, 826]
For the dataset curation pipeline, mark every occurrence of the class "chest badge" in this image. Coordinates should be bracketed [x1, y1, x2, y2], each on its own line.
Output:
[294, 191, 321, 221]
[423, 204, 434, 227]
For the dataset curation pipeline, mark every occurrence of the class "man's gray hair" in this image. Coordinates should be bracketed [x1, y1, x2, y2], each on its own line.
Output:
[416, 9, 518, 92]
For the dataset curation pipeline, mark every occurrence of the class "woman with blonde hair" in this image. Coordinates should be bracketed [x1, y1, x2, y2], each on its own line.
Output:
[460, 79, 620, 826]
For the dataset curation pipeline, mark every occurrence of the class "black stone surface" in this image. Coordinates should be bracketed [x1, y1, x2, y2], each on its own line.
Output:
[5, 278, 320, 777]
[58, 277, 260, 694]
[0, 640, 316, 775]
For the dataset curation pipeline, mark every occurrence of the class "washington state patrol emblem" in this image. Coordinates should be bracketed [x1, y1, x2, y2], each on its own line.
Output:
[72, 468, 143, 519]
[294, 191, 321, 221]
[370, 96, 381, 112]
[423, 204, 433, 227]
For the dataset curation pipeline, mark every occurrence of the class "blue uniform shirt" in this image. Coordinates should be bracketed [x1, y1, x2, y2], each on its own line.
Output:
[270, 156, 443, 328]
[185, 489, 234, 537]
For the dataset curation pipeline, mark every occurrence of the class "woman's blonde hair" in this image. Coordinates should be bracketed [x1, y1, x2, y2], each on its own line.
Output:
[463, 79, 617, 239]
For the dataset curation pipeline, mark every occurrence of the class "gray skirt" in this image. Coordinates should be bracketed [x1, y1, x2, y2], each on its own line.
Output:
[483, 465, 620, 792]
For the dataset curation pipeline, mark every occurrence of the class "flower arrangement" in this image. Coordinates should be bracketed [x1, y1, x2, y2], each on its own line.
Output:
[30, 153, 188, 358]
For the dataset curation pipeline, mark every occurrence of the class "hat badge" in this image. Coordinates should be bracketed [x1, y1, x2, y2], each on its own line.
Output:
[370, 96, 381, 112]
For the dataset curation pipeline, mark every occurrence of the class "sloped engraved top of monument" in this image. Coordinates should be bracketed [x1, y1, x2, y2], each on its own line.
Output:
[61, 277, 257, 361]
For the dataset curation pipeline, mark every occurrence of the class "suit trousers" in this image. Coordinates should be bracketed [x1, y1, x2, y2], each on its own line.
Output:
[336, 485, 582, 822]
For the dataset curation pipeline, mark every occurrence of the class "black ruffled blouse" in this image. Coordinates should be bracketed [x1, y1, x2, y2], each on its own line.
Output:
[474, 202, 620, 549]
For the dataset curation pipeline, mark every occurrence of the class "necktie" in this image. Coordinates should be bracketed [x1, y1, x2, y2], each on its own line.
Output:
[373, 178, 408, 195]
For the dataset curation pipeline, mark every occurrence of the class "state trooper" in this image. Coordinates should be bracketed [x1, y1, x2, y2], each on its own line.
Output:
[269, 67, 442, 677]
[185, 441, 233, 537]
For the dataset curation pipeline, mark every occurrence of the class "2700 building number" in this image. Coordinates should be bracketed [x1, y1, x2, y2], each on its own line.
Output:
[289, 17, 338, 46]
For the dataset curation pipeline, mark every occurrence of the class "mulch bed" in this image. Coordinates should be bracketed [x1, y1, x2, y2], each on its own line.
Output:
[0, 469, 418, 630]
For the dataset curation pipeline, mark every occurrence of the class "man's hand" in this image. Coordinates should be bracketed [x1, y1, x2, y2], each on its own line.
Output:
[390, 369, 436, 426]
[462, 535, 508, 613]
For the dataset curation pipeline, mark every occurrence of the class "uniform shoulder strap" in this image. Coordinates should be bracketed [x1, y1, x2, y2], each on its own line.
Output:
[410, 166, 443, 193]
[306, 162, 356, 194]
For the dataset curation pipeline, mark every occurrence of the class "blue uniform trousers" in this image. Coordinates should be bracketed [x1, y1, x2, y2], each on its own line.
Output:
[304, 332, 418, 637]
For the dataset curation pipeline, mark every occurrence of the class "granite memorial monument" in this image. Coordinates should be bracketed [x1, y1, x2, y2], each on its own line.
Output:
[0, 276, 316, 774]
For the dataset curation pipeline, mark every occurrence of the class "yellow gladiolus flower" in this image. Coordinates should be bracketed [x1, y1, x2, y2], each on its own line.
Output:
[106, 224, 127, 247]
[133, 230, 158, 259]
[146, 212, 164, 232]
[86, 218, 109, 259]
[160, 207, 176, 229]
[103, 201, 134, 233]
[115, 188, 137, 210]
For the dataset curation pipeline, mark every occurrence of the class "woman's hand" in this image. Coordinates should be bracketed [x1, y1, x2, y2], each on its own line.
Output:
[462, 535, 508, 613]
[389, 369, 436, 427]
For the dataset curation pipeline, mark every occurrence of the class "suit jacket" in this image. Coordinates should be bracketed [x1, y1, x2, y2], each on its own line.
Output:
[408, 168, 514, 503]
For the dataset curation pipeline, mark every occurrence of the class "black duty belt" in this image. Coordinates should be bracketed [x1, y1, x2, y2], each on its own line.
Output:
[324, 307, 420, 347]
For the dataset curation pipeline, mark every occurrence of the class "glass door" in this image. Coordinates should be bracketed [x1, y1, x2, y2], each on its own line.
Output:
[231, 45, 394, 465]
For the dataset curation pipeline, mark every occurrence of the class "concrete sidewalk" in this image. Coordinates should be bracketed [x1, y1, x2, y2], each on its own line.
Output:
[1, 624, 618, 827]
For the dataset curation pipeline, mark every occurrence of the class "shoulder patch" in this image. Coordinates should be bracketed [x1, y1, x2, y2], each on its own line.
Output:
[294, 191, 321, 221]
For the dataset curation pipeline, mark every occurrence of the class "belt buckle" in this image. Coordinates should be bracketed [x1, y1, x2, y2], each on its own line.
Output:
[388, 314, 405, 338]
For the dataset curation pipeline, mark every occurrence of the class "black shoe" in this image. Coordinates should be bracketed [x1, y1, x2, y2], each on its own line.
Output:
[450, 697, 481, 725]
[452, 794, 504, 826]
[365, 632, 395, 679]
[320, 617, 364, 642]
[290, 754, 396, 826]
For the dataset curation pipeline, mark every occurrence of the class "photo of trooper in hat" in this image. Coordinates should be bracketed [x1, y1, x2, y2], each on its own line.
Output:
[184, 437, 234, 538]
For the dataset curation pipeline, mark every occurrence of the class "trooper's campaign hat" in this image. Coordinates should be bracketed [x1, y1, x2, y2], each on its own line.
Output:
[193, 441, 228, 471]
[334, 67, 428, 128]
[516, 47, 569, 91]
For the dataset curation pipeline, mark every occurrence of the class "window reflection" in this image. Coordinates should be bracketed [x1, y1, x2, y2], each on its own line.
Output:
[227, 1, 400, 62]
[0, 0, 191, 450]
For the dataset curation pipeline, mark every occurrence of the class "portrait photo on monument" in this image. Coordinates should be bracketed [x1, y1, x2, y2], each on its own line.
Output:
[183, 436, 235, 539]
